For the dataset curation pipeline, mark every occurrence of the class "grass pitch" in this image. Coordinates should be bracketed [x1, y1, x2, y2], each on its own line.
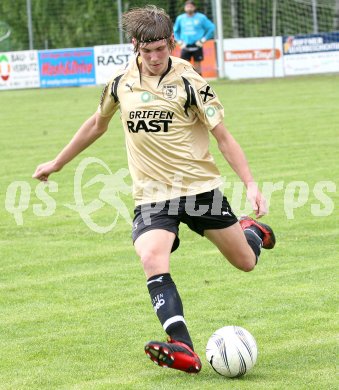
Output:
[0, 74, 338, 389]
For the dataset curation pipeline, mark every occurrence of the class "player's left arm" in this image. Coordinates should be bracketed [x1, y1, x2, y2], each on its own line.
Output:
[196, 16, 215, 47]
[211, 122, 268, 218]
[202, 16, 215, 40]
[186, 72, 266, 217]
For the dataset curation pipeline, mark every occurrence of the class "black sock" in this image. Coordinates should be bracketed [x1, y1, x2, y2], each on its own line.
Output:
[244, 228, 263, 263]
[147, 273, 193, 350]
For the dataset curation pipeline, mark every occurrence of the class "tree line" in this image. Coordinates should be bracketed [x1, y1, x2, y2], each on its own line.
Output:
[0, 0, 337, 52]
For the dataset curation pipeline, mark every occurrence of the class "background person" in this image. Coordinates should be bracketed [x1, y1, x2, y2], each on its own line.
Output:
[174, 0, 215, 75]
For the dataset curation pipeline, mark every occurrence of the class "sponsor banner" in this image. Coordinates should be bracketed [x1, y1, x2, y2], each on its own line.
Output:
[283, 32, 339, 75]
[172, 40, 218, 78]
[0, 50, 40, 90]
[39, 48, 95, 88]
[94, 44, 134, 84]
[223, 37, 284, 79]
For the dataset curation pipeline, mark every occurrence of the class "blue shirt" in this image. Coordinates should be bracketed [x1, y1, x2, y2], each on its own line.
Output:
[174, 12, 215, 45]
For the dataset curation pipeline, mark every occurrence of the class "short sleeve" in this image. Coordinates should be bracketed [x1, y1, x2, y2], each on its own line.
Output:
[97, 78, 120, 119]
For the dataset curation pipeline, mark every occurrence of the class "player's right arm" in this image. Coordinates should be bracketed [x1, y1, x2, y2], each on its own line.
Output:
[173, 15, 181, 42]
[32, 112, 111, 181]
[33, 72, 123, 182]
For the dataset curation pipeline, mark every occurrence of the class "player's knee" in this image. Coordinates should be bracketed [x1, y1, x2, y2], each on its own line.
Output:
[236, 246, 257, 272]
[139, 248, 165, 274]
[223, 248, 256, 272]
[240, 258, 256, 272]
[229, 252, 256, 272]
[139, 249, 156, 268]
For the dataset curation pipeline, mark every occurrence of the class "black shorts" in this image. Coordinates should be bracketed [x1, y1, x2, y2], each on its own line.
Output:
[132, 189, 238, 252]
[181, 45, 203, 62]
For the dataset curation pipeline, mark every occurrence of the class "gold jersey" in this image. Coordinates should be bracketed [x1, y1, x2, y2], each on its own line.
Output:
[98, 56, 224, 205]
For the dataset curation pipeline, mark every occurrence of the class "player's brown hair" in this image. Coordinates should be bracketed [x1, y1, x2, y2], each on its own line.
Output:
[122, 5, 175, 53]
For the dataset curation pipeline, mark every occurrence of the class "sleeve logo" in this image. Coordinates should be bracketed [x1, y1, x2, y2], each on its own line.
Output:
[198, 84, 216, 104]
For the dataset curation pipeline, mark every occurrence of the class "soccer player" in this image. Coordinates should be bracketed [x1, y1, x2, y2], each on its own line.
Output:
[32, 5, 275, 374]
[174, 0, 215, 75]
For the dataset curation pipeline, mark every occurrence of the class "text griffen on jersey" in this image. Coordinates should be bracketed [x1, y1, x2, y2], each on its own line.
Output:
[98, 56, 224, 205]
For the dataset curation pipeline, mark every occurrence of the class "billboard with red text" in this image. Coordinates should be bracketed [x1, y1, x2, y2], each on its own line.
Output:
[38, 48, 95, 88]
[223, 37, 284, 79]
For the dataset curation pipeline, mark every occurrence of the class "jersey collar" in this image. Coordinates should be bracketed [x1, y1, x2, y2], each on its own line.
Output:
[136, 56, 172, 87]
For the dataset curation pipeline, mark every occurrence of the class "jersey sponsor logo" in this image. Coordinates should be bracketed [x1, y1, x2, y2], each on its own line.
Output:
[127, 119, 172, 133]
[162, 84, 177, 100]
[129, 110, 174, 120]
[205, 106, 215, 117]
[127, 110, 174, 133]
[199, 84, 216, 104]
[141, 91, 152, 102]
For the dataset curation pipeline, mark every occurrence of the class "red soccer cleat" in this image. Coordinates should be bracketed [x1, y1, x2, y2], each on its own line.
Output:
[239, 216, 276, 249]
[144, 338, 202, 373]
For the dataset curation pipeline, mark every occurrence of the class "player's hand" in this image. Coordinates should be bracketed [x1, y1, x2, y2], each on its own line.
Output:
[195, 38, 206, 47]
[177, 40, 186, 49]
[246, 183, 268, 218]
[32, 160, 61, 182]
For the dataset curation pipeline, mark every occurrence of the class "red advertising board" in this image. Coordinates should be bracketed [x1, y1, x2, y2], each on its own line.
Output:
[172, 40, 217, 78]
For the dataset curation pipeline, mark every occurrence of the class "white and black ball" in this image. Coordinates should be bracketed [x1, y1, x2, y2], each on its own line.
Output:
[206, 326, 258, 377]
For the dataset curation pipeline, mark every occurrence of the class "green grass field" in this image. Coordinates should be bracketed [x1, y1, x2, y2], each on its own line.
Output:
[1, 74, 338, 389]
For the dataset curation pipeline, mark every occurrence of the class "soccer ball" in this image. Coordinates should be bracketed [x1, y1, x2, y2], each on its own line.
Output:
[206, 326, 258, 377]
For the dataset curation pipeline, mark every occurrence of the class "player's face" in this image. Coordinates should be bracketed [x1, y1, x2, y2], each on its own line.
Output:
[185, 4, 196, 15]
[139, 40, 171, 76]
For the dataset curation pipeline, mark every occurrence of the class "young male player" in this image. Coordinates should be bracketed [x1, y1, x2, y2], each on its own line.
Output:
[33, 5, 275, 374]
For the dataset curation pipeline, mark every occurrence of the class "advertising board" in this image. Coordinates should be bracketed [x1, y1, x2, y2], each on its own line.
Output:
[39, 48, 96, 88]
[283, 32, 339, 75]
[94, 44, 134, 85]
[0, 50, 39, 90]
[223, 37, 284, 79]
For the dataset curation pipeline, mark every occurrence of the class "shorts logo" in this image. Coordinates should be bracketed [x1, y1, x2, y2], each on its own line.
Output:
[222, 209, 232, 216]
[163, 84, 177, 100]
[199, 84, 216, 104]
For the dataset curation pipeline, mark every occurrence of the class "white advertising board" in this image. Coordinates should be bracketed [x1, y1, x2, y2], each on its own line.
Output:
[94, 44, 134, 85]
[283, 33, 339, 75]
[0, 50, 40, 90]
[223, 37, 284, 80]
